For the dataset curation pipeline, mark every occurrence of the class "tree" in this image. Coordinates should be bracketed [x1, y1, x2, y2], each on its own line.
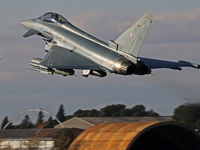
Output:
[19, 115, 34, 129]
[73, 109, 99, 117]
[99, 104, 126, 117]
[1, 116, 9, 129]
[73, 109, 84, 117]
[131, 105, 147, 116]
[119, 109, 132, 117]
[146, 109, 159, 117]
[54, 128, 75, 150]
[72, 104, 159, 117]
[56, 104, 66, 122]
[45, 116, 56, 128]
[1, 116, 13, 129]
[35, 110, 44, 127]
[173, 103, 200, 130]
[86, 109, 99, 117]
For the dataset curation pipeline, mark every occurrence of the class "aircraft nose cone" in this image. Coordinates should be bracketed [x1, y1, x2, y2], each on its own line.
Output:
[20, 19, 33, 30]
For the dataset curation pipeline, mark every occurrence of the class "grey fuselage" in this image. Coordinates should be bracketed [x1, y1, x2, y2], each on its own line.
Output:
[30, 18, 127, 73]
[22, 13, 200, 78]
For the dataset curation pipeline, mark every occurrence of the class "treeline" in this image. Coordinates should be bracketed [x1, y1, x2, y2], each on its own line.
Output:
[2, 102, 200, 132]
[1, 104, 66, 129]
[173, 103, 200, 131]
[1, 104, 159, 129]
[71, 104, 159, 117]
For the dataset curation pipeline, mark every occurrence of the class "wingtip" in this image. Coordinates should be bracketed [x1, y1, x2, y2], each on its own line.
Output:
[179, 60, 200, 69]
[142, 13, 153, 22]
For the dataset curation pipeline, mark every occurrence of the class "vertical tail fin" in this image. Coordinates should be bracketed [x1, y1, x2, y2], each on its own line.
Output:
[115, 13, 153, 57]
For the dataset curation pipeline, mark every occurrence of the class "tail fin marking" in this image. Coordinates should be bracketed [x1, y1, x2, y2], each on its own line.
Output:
[115, 13, 153, 57]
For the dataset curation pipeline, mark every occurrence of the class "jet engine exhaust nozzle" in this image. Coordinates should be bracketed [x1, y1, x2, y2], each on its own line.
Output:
[114, 58, 135, 75]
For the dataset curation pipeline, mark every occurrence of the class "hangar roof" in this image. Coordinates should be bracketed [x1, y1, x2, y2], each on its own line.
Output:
[76, 116, 172, 124]
[0, 128, 83, 139]
[0, 128, 61, 139]
[69, 122, 200, 150]
[54, 117, 172, 129]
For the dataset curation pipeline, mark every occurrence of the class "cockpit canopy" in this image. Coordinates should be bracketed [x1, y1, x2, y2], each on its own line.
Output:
[37, 12, 69, 24]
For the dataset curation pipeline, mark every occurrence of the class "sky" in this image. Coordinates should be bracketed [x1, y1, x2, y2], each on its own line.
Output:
[0, 0, 200, 125]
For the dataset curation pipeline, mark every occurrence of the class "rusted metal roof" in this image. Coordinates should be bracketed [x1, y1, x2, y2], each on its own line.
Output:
[69, 122, 200, 150]
[69, 122, 158, 150]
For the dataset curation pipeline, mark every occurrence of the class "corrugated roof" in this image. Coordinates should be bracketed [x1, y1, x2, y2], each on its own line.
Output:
[74, 116, 172, 125]
[0, 128, 84, 140]
[54, 117, 172, 129]
[69, 122, 159, 150]
[0, 128, 61, 139]
[69, 122, 200, 150]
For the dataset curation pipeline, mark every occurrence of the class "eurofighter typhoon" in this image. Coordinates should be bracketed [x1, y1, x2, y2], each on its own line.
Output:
[21, 12, 200, 77]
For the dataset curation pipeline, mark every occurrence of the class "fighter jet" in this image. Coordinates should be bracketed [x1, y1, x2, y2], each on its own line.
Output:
[21, 12, 200, 77]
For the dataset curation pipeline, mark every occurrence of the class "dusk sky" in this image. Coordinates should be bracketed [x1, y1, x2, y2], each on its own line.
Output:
[0, 0, 200, 124]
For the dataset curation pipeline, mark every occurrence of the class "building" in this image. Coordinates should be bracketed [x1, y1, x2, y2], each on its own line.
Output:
[0, 128, 83, 150]
[0, 117, 172, 149]
[54, 116, 172, 129]
[69, 122, 200, 150]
